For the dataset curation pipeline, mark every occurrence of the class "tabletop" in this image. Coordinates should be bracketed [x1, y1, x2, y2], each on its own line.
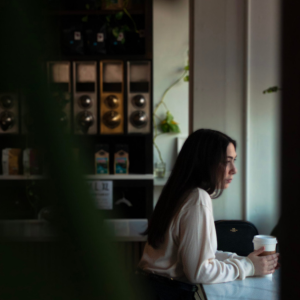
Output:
[198, 270, 280, 300]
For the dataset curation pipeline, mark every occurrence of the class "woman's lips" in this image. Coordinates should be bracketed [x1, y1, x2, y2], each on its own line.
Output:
[225, 179, 232, 183]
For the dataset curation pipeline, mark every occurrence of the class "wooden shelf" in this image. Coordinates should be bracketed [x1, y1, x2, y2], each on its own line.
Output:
[85, 174, 153, 180]
[0, 175, 45, 180]
[46, 9, 145, 16]
[0, 174, 153, 180]
[46, 54, 152, 61]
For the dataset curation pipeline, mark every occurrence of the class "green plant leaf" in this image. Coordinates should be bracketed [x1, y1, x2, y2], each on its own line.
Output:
[85, 4, 90, 9]
[263, 86, 280, 94]
[82, 16, 88, 22]
[165, 111, 173, 123]
[120, 38, 125, 44]
[112, 27, 119, 37]
[184, 75, 189, 82]
[115, 11, 124, 20]
[106, 15, 112, 23]
[169, 123, 180, 133]
[184, 65, 189, 71]
[160, 123, 170, 133]
[122, 25, 130, 32]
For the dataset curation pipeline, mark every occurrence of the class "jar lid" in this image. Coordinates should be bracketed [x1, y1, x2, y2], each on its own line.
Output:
[253, 235, 278, 244]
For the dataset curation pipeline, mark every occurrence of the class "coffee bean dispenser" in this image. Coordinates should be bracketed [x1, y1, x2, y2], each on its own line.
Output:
[127, 61, 151, 133]
[100, 60, 124, 134]
[0, 93, 18, 134]
[73, 61, 98, 134]
[47, 61, 71, 132]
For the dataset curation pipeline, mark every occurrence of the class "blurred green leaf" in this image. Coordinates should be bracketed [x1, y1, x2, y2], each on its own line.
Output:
[184, 65, 189, 71]
[263, 86, 280, 94]
[121, 38, 125, 44]
[169, 123, 180, 133]
[85, 4, 90, 9]
[184, 75, 189, 82]
[165, 111, 173, 123]
[112, 27, 119, 37]
[122, 25, 130, 32]
[160, 123, 169, 133]
[82, 15, 88, 22]
[115, 11, 124, 20]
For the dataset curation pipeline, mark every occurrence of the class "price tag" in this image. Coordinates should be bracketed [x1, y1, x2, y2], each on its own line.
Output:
[87, 181, 113, 210]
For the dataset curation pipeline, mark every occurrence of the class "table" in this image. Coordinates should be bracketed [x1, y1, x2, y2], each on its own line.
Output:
[198, 270, 280, 300]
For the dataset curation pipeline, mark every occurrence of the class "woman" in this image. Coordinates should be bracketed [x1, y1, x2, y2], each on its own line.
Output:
[138, 129, 279, 299]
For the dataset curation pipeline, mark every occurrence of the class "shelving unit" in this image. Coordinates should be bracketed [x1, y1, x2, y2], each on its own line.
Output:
[0, 0, 154, 225]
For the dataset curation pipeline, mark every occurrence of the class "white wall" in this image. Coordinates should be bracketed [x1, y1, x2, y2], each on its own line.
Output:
[247, 0, 280, 234]
[193, 0, 245, 221]
[153, 0, 189, 171]
[193, 0, 280, 234]
[153, 0, 190, 206]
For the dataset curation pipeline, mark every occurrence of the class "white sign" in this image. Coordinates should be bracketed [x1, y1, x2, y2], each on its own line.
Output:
[97, 33, 104, 42]
[74, 31, 81, 40]
[87, 181, 113, 210]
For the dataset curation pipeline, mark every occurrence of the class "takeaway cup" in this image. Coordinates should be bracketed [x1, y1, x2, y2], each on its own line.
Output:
[253, 235, 278, 255]
[253, 235, 278, 277]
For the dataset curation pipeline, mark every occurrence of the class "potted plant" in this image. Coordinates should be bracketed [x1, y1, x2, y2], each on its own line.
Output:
[153, 60, 189, 177]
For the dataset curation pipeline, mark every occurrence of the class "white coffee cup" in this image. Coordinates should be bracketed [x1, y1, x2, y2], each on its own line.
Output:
[253, 235, 278, 277]
[253, 235, 278, 254]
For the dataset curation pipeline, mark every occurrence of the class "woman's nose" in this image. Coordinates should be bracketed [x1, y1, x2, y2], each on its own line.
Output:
[230, 165, 237, 175]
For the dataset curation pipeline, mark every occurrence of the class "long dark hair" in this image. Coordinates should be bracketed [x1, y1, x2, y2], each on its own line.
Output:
[146, 129, 236, 248]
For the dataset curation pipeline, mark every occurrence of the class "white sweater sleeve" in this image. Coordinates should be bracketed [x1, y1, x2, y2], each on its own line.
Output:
[178, 203, 254, 284]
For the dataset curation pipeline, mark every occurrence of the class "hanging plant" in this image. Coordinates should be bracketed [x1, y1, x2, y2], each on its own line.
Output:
[153, 59, 189, 165]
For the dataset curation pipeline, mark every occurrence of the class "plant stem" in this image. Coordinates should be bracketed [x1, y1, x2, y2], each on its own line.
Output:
[153, 69, 188, 165]
[154, 113, 163, 121]
[153, 139, 164, 164]
[123, 0, 139, 33]
[154, 70, 188, 116]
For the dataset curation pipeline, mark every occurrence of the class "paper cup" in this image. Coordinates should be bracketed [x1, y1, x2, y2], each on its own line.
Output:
[253, 235, 277, 255]
[253, 235, 278, 277]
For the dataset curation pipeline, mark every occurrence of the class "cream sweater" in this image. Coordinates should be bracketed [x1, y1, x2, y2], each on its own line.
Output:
[138, 188, 255, 284]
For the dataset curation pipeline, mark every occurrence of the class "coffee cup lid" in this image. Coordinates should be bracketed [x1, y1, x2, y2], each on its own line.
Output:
[253, 235, 277, 244]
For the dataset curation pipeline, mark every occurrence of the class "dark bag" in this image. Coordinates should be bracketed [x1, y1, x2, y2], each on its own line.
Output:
[214, 220, 259, 256]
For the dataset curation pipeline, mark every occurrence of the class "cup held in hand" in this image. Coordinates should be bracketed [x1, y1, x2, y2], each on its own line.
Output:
[253, 235, 277, 256]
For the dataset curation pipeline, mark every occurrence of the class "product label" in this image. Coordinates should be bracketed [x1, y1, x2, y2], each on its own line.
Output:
[97, 33, 104, 42]
[117, 32, 124, 41]
[115, 157, 127, 174]
[96, 157, 109, 174]
[74, 31, 81, 40]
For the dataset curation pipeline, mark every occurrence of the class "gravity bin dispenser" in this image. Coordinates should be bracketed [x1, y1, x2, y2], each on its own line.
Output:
[0, 92, 18, 134]
[127, 61, 151, 134]
[47, 61, 71, 133]
[73, 61, 98, 134]
[99, 61, 124, 134]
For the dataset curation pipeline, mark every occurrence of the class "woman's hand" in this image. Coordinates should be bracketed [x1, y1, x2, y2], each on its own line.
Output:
[247, 246, 279, 276]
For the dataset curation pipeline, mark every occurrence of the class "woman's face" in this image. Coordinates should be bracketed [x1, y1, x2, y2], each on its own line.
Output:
[223, 142, 237, 189]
